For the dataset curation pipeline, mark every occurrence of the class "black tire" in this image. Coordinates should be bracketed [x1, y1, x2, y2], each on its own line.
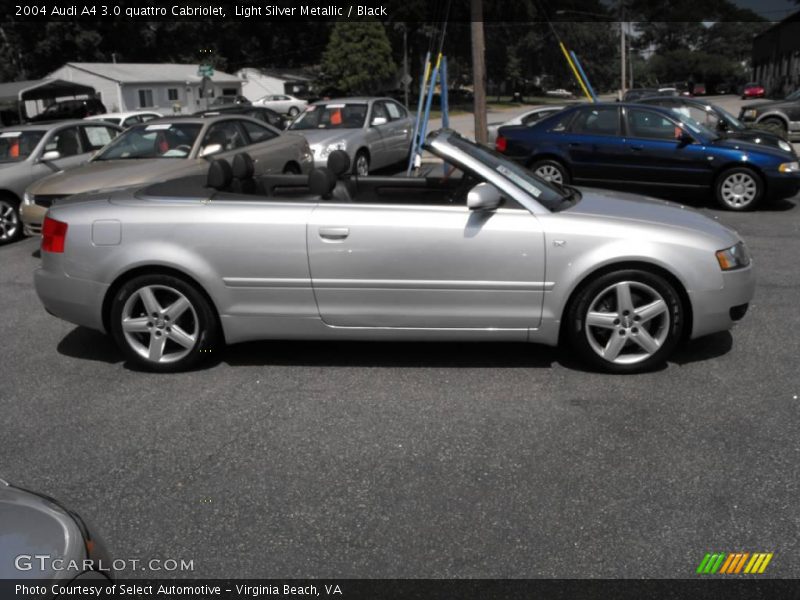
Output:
[566, 269, 684, 374]
[282, 162, 301, 174]
[714, 167, 764, 211]
[529, 158, 570, 186]
[288, 106, 300, 117]
[0, 195, 23, 245]
[109, 273, 219, 372]
[353, 150, 370, 176]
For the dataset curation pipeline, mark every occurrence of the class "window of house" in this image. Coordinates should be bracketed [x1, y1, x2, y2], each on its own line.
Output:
[138, 89, 154, 108]
[168, 88, 179, 101]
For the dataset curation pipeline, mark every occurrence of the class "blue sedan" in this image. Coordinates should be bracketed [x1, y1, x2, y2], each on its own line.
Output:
[496, 103, 800, 210]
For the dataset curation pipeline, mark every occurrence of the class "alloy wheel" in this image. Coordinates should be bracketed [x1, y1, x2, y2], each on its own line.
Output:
[355, 154, 369, 176]
[584, 280, 670, 365]
[0, 200, 20, 242]
[720, 172, 757, 208]
[534, 164, 564, 185]
[120, 284, 199, 364]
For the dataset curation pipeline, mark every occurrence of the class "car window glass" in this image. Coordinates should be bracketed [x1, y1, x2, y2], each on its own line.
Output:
[95, 123, 202, 160]
[385, 102, 402, 120]
[141, 114, 159, 122]
[522, 109, 559, 126]
[240, 120, 277, 144]
[83, 125, 118, 150]
[46, 127, 84, 157]
[0, 130, 45, 162]
[290, 103, 367, 130]
[202, 121, 248, 152]
[123, 116, 142, 128]
[371, 102, 389, 123]
[571, 107, 619, 135]
[626, 108, 679, 140]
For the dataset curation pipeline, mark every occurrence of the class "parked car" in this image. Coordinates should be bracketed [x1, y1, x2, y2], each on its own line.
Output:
[692, 83, 707, 96]
[495, 103, 800, 210]
[195, 105, 288, 130]
[0, 120, 122, 243]
[738, 88, 800, 141]
[22, 115, 312, 233]
[638, 96, 797, 155]
[211, 95, 250, 106]
[623, 88, 681, 102]
[487, 105, 566, 144]
[85, 111, 162, 128]
[33, 129, 755, 374]
[0, 478, 113, 584]
[27, 98, 106, 122]
[545, 88, 573, 99]
[288, 97, 413, 175]
[252, 94, 307, 117]
[742, 82, 766, 100]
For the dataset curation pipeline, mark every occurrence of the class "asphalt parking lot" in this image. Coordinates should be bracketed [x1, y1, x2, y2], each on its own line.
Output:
[2, 183, 799, 579]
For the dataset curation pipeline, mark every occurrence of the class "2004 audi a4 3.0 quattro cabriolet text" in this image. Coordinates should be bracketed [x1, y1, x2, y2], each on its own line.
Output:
[34, 130, 755, 374]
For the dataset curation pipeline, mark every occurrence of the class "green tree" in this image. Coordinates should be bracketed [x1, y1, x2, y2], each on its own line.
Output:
[320, 22, 396, 94]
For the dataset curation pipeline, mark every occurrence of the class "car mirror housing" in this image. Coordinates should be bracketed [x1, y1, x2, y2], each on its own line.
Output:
[371, 117, 388, 127]
[40, 150, 61, 161]
[675, 128, 694, 144]
[199, 143, 222, 158]
[467, 182, 503, 211]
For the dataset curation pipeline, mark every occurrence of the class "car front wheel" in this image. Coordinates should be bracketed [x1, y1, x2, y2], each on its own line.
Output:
[110, 274, 219, 372]
[566, 269, 684, 373]
[715, 167, 763, 211]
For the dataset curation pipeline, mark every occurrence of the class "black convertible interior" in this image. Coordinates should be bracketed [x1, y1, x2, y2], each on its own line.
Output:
[142, 150, 483, 207]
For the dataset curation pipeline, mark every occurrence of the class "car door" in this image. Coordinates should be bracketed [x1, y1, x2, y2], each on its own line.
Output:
[365, 101, 392, 168]
[382, 100, 413, 162]
[622, 107, 711, 187]
[306, 191, 545, 332]
[561, 106, 628, 183]
[236, 118, 301, 174]
[38, 125, 92, 172]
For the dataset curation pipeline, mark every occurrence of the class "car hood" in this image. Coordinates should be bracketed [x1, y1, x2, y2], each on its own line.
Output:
[293, 129, 363, 147]
[724, 129, 796, 155]
[568, 188, 738, 243]
[27, 159, 203, 196]
[707, 136, 790, 160]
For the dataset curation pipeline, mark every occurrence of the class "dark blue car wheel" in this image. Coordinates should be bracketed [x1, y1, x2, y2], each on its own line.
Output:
[715, 167, 763, 211]
[530, 159, 569, 185]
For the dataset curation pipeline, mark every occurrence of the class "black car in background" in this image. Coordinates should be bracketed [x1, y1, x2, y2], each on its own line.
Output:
[194, 105, 289, 130]
[27, 98, 106, 122]
[622, 88, 681, 102]
[739, 89, 800, 141]
[638, 96, 797, 155]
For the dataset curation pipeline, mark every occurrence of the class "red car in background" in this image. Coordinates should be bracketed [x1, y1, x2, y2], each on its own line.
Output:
[742, 82, 766, 99]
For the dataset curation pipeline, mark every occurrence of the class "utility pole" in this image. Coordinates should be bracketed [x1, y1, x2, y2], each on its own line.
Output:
[471, 0, 487, 144]
[620, 1, 627, 99]
[403, 25, 409, 108]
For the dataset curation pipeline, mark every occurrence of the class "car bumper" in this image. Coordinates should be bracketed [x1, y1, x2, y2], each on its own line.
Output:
[34, 263, 108, 332]
[689, 265, 756, 339]
[21, 202, 46, 235]
[764, 171, 800, 200]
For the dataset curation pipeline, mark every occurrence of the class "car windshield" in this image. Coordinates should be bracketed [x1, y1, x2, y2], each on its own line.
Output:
[0, 130, 45, 162]
[671, 113, 718, 139]
[714, 105, 745, 130]
[94, 122, 202, 160]
[441, 133, 573, 211]
[289, 103, 368, 130]
[784, 89, 800, 101]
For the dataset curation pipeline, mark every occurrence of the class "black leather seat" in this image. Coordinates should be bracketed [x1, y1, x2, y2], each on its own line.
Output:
[206, 158, 233, 191]
[327, 150, 356, 202]
[308, 167, 336, 200]
[231, 152, 257, 194]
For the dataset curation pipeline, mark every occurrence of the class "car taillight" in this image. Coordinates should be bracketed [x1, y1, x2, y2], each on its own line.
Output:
[495, 135, 507, 153]
[42, 217, 68, 253]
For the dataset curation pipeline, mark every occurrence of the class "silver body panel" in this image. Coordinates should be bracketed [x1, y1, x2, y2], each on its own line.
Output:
[35, 131, 755, 352]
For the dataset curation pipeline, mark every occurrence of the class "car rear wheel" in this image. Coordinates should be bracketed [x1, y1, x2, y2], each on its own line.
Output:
[110, 274, 219, 372]
[354, 150, 370, 176]
[715, 167, 763, 211]
[0, 196, 22, 245]
[530, 159, 569, 185]
[566, 269, 684, 374]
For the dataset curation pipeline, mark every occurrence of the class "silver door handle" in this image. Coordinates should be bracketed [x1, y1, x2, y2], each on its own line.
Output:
[318, 227, 350, 240]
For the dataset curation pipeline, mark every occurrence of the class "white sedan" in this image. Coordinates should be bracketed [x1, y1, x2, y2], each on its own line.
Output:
[252, 94, 307, 117]
[85, 111, 163, 128]
[487, 105, 565, 143]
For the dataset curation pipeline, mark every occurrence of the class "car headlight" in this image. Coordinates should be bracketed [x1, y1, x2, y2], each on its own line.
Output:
[315, 141, 347, 160]
[778, 161, 799, 173]
[716, 241, 751, 271]
[742, 109, 758, 119]
[778, 140, 794, 154]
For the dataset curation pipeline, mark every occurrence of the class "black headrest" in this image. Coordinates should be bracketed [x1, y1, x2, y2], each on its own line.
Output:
[232, 152, 255, 179]
[327, 150, 351, 177]
[308, 167, 336, 198]
[207, 158, 233, 190]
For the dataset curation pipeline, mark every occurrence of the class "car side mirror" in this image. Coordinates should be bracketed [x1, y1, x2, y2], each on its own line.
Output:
[467, 182, 503, 211]
[371, 116, 388, 127]
[675, 129, 694, 145]
[40, 150, 61, 161]
[199, 143, 222, 158]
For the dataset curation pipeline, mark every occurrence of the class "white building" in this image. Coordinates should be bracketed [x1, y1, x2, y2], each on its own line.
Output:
[235, 68, 313, 102]
[47, 62, 243, 114]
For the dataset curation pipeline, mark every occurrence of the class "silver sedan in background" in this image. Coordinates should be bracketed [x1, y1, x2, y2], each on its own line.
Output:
[288, 97, 413, 175]
[34, 129, 754, 374]
[487, 105, 566, 144]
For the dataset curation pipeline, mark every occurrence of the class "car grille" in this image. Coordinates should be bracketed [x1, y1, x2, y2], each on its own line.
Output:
[32, 194, 67, 208]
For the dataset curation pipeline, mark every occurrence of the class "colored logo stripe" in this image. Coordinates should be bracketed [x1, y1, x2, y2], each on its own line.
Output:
[697, 552, 773, 574]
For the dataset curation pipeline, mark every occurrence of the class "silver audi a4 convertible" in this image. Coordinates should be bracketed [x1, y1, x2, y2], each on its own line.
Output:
[34, 129, 755, 374]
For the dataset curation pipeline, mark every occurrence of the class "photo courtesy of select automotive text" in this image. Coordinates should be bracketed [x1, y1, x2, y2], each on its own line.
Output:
[1, 0, 799, 597]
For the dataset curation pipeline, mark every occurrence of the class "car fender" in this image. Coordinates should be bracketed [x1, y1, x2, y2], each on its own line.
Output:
[755, 111, 789, 127]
